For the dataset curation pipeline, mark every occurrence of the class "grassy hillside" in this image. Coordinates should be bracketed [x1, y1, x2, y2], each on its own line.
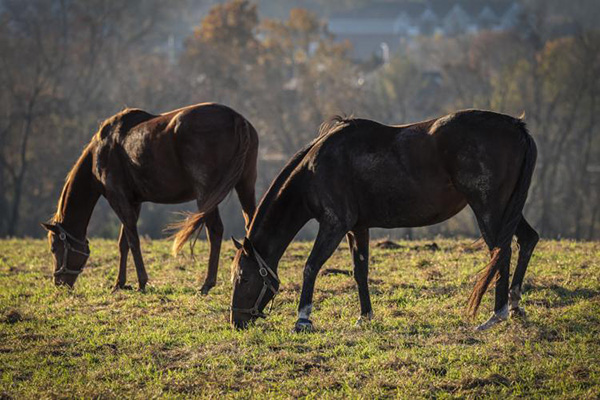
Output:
[1, 238, 599, 398]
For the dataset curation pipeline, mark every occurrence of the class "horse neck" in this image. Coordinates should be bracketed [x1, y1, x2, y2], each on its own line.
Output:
[249, 184, 311, 271]
[55, 146, 101, 239]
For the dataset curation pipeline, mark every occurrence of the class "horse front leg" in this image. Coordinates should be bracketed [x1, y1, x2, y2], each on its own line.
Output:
[295, 222, 347, 333]
[347, 229, 373, 325]
[200, 208, 223, 295]
[109, 199, 148, 292]
[112, 204, 140, 292]
[112, 224, 131, 292]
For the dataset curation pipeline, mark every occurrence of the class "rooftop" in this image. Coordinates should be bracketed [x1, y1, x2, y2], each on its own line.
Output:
[332, 0, 517, 20]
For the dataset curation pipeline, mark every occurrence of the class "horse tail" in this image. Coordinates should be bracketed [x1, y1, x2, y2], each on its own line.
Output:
[171, 115, 252, 255]
[467, 122, 537, 316]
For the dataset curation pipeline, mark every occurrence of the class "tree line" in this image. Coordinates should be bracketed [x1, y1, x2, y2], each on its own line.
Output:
[1, 0, 598, 240]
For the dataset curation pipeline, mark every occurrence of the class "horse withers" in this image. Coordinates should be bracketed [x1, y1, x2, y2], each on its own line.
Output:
[42, 103, 258, 294]
[230, 110, 538, 331]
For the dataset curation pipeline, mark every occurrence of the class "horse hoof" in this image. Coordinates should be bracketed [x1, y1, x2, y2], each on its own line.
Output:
[510, 307, 526, 319]
[355, 312, 374, 326]
[475, 318, 502, 331]
[200, 284, 214, 296]
[475, 307, 508, 331]
[111, 284, 133, 293]
[293, 318, 313, 333]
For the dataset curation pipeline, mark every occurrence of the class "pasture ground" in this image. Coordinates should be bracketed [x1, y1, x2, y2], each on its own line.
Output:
[1, 238, 599, 399]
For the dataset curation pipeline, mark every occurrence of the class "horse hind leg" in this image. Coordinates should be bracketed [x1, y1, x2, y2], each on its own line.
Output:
[235, 152, 257, 231]
[468, 204, 513, 331]
[509, 215, 539, 318]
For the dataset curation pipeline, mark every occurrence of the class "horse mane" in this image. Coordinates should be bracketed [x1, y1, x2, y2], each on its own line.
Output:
[318, 114, 355, 137]
[248, 144, 312, 233]
[53, 108, 154, 223]
[248, 114, 356, 234]
[51, 141, 96, 223]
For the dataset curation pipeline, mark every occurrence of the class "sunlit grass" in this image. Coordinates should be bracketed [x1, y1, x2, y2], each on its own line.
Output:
[1, 238, 599, 398]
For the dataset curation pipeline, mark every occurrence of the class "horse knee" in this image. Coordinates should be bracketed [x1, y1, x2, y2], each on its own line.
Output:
[303, 264, 318, 280]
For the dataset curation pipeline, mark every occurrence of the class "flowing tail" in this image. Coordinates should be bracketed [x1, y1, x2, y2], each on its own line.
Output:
[467, 123, 537, 316]
[171, 116, 251, 255]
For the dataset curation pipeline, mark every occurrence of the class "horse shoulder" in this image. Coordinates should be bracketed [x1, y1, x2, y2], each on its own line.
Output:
[96, 108, 155, 142]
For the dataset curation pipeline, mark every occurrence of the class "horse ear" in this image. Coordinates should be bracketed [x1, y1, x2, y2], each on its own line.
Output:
[41, 223, 57, 233]
[232, 237, 243, 250]
[241, 237, 254, 256]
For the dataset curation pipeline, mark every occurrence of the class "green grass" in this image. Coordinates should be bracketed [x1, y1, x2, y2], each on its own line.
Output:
[1, 238, 599, 399]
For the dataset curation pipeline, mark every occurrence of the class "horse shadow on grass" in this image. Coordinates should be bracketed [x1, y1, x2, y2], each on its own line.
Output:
[523, 283, 600, 308]
[519, 283, 600, 341]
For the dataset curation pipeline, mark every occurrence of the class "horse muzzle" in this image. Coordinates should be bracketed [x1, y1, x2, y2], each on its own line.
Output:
[54, 273, 77, 288]
[230, 310, 258, 329]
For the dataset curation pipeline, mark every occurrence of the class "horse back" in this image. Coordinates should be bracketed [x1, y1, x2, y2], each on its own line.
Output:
[298, 111, 530, 229]
[429, 110, 530, 192]
[94, 103, 255, 204]
[423, 110, 535, 232]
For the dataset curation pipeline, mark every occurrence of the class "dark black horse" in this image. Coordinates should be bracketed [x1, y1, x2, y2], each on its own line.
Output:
[230, 110, 538, 331]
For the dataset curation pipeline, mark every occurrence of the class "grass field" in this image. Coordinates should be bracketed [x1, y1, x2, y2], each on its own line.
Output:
[1, 238, 599, 399]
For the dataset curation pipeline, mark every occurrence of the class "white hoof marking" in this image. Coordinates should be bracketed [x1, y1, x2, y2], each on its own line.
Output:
[298, 304, 312, 320]
[475, 304, 508, 331]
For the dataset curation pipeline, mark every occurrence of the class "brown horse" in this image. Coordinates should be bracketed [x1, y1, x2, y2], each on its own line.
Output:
[42, 103, 258, 294]
[230, 110, 538, 331]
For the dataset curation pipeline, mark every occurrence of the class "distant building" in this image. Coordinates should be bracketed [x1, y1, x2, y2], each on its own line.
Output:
[328, 1, 522, 59]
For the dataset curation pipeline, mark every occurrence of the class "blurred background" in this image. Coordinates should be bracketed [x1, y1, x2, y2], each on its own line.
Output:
[0, 0, 598, 241]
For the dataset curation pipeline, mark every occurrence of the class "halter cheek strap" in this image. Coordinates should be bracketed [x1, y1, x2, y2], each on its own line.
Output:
[231, 247, 280, 318]
[53, 223, 90, 276]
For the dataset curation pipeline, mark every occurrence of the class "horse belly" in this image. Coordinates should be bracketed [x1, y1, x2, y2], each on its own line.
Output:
[355, 170, 467, 229]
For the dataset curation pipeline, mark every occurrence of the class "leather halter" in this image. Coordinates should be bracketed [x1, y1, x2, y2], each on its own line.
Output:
[53, 223, 90, 276]
[231, 246, 279, 318]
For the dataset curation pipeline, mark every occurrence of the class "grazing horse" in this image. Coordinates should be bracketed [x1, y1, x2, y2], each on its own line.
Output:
[42, 103, 258, 294]
[230, 110, 538, 331]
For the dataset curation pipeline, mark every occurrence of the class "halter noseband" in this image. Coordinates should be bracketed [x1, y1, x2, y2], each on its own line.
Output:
[231, 246, 279, 318]
[53, 223, 90, 277]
